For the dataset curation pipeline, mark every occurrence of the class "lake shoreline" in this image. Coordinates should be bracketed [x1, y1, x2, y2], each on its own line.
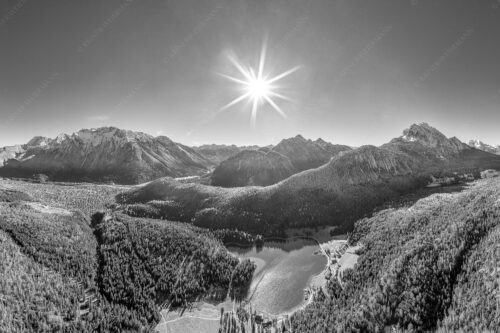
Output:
[157, 228, 351, 333]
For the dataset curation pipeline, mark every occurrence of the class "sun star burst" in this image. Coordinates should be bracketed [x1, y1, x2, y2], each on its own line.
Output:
[219, 42, 301, 126]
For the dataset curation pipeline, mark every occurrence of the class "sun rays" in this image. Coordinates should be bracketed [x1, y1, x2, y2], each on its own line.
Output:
[218, 41, 301, 126]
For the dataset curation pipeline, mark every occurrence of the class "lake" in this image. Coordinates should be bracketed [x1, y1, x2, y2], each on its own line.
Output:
[227, 238, 328, 315]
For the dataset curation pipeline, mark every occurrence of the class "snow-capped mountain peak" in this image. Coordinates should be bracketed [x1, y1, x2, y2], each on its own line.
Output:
[468, 139, 500, 154]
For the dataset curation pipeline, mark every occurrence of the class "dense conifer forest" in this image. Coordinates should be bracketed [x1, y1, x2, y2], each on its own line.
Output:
[0, 183, 254, 332]
[291, 178, 500, 332]
[93, 212, 253, 322]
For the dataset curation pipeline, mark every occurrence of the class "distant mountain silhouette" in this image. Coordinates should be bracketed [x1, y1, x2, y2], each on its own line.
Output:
[192, 144, 260, 164]
[211, 135, 351, 187]
[0, 127, 212, 184]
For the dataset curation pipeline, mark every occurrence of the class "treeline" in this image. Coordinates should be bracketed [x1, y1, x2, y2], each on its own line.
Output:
[212, 228, 257, 245]
[291, 178, 500, 332]
[123, 202, 266, 241]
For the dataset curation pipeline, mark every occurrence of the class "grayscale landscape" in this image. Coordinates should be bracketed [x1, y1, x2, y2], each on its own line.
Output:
[1, 1, 499, 332]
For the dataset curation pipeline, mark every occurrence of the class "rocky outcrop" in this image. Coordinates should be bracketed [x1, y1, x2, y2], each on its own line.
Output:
[391, 123, 471, 158]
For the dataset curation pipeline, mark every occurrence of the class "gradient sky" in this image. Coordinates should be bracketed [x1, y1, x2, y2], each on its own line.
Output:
[1, 0, 499, 147]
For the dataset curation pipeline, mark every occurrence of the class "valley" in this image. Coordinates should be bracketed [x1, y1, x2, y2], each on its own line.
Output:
[2, 172, 498, 332]
[1, 123, 499, 333]
[3, 0, 499, 331]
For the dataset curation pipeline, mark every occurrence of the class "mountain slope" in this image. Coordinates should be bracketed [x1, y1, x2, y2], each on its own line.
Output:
[92, 212, 254, 325]
[210, 135, 352, 187]
[210, 149, 295, 187]
[0, 127, 212, 184]
[0, 229, 85, 332]
[291, 177, 500, 332]
[273, 135, 349, 171]
[118, 123, 500, 235]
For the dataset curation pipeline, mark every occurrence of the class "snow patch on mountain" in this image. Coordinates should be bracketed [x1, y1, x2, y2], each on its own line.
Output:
[468, 140, 500, 154]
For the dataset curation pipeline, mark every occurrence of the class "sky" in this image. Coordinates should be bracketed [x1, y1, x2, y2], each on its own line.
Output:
[1, 0, 499, 147]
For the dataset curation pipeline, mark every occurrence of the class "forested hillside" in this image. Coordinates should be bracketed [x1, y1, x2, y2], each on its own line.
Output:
[0, 190, 150, 332]
[291, 177, 500, 332]
[211, 149, 296, 187]
[0, 183, 254, 332]
[0, 202, 96, 286]
[92, 212, 254, 323]
[0, 230, 84, 332]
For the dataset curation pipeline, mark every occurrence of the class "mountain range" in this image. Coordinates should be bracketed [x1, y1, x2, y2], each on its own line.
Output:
[1, 123, 499, 194]
[210, 136, 352, 187]
[0, 129, 351, 185]
[0, 127, 213, 184]
[117, 123, 500, 235]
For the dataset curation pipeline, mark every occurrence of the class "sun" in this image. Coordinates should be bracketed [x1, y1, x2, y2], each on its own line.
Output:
[218, 41, 301, 126]
[247, 77, 270, 100]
